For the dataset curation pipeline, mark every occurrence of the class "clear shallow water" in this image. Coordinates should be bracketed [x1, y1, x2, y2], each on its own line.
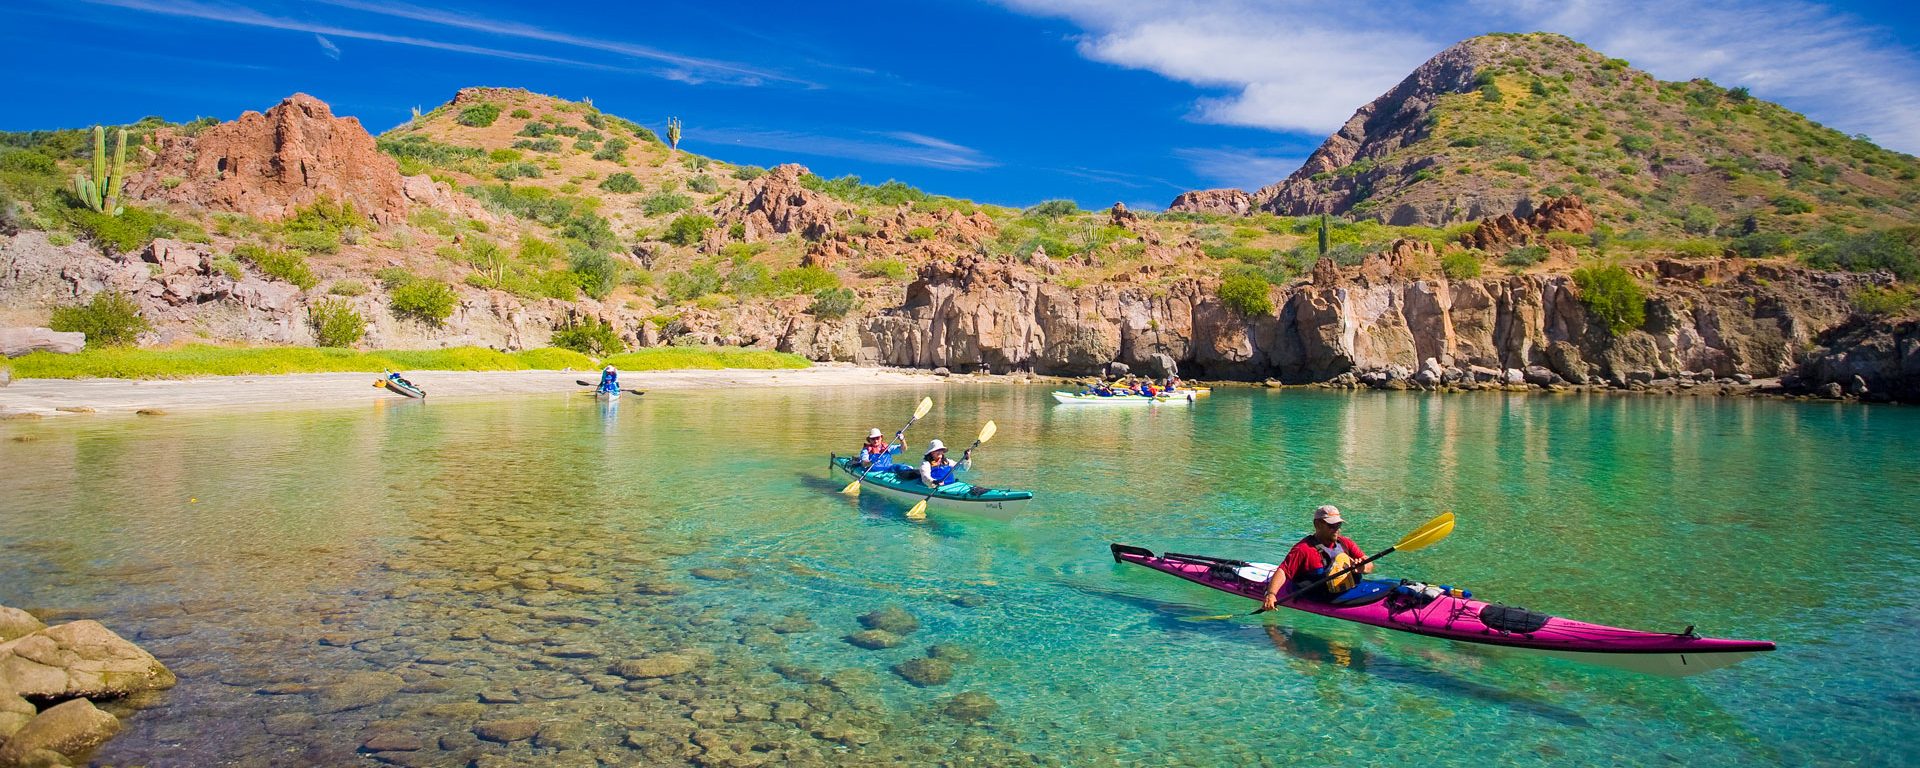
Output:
[2, 387, 1918, 767]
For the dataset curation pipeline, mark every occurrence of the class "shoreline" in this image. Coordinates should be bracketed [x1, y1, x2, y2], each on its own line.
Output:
[0, 363, 943, 418]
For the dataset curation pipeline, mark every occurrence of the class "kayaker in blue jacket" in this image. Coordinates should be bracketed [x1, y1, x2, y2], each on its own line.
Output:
[597, 365, 619, 394]
[1260, 505, 1374, 610]
[918, 439, 971, 487]
[855, 428, 904, 470]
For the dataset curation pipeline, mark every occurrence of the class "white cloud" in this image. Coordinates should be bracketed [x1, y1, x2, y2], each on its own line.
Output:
[1000, 0, 1920, 153]
[314, 33, 340, 60]
[1174, 148, 1306, 191]
[695, 128, 997, 170]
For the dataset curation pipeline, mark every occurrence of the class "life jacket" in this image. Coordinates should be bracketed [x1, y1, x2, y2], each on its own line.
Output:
[598, 371, 618, 391]
[1312, 540, 1360, 594]
[927, 461, 959, 485]
[859, 443, 896, 469]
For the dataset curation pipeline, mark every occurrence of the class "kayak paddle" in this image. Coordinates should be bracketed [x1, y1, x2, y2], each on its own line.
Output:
[844, 397, 935, 495]
[1251, 511, 1456, 615]
[576, 379, 646, 396]
[905, 419, 995, 520]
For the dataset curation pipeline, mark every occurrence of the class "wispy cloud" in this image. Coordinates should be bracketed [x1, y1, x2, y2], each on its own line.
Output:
[311, 0, 806, 87]
[314, 33, 340, 60]
[695, 128, 996, 170]
[80, 0, 669, 76]
[1173, 148, 1307, 191]
[999, 0, 1920, 153]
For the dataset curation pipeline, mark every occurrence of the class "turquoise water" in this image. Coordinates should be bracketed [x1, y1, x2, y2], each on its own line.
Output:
[2, 386, 1917, 766]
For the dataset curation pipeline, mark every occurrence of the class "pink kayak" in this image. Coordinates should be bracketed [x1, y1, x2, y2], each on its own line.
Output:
[1111, 543, 1775, 676]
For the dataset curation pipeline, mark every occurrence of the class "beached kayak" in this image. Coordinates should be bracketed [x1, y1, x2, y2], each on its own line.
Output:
[1110, 543, 1774, 676]
[830, 455, 1033, 513]
[1052, 391, 1195, 405]
[379, 375, 425, 399]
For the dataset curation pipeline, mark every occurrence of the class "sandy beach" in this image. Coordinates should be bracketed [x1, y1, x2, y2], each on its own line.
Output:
[0, 363, 944, 418]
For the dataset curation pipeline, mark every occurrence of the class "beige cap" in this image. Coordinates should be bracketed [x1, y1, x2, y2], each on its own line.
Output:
[1314, 505, 1344, 524]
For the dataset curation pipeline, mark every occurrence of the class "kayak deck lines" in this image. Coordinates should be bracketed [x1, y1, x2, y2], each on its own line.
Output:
[1111, 543, 1774, 676]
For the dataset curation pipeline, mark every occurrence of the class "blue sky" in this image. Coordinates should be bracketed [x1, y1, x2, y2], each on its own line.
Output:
[6, 1, 1919, 209]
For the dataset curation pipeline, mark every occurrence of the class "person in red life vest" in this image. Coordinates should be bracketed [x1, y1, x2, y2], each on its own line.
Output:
[1260, 505, 1374, 610]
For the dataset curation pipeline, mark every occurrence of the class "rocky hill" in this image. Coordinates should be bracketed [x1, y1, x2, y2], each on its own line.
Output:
[1174, 33, 1920, 238]
[1, 46, 1917, 400]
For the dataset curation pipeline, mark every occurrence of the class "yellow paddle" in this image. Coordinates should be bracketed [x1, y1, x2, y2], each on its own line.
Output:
[843, 397, 934, 495]
[906, 420, 995, 520]
[1251, 511, 1455, 615]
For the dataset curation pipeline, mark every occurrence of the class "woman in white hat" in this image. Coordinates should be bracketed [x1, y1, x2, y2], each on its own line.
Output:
[918, 439, 971, 487]
[855, 427, 904, 470]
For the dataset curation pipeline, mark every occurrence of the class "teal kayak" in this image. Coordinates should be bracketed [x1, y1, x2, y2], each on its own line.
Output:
[829, 455, 1033, 513]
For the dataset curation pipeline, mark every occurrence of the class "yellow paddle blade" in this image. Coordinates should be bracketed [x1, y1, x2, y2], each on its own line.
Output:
[976, 420, 997, 445]
[372, 380, 387, 388]
[905, 499, 928, 520]
[840, 479, 862, 495]
[913, 396, 934, 421]
[1392, 512, 1455, 553]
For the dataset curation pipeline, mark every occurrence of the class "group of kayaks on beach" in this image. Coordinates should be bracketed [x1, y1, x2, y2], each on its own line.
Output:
[373, 365, 645, 401]
[832, 394, 1777, 677]
[1052, 375, 1209, 405]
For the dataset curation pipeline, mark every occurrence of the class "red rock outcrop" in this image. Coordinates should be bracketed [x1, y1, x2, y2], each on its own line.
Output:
[1462, 195, 1595, 252]
[712, 164, 845, 241]
[1166, 189, 1254, 216]
[126, 93, 409, 224]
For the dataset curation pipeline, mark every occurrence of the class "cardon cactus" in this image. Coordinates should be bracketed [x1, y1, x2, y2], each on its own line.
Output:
[72, 125, 128, 216]
[1317, 213, 1329, 257]
[666, 117, 682, 153]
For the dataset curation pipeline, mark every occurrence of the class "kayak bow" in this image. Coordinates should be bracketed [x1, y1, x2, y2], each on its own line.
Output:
[1110, 543, 1774, 676]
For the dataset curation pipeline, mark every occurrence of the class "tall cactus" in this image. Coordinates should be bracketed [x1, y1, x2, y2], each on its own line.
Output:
[71, 126, 128, 216]
[1317, 213, 1329, 258]
[666, 117, 682, 154]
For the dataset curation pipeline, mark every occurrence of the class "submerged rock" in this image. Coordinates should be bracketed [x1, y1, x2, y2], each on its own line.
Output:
[311, 671, 404, 713]
[843, 630, 902, 650]
[942, 691, 999, 722]
[892, 657, 954, 687]
[925, 644, 974, 664]
[611, 651, 705, 680]
[473, 718, 540, 743]
[857, 607, 919, 635]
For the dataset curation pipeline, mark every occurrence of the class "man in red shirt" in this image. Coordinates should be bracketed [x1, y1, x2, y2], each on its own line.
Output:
[1261, 505, 1373, 610]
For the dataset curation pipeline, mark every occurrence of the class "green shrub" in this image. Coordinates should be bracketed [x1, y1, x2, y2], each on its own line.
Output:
[732, 165, 766, 181]
[807, 287, 858, 318]
[1024, 199, 1079, 218]
[1850, 285, 1917, 315]
[641, 191, 692, 216]
[329, 280, 368, 296]
[457, 103, 501, 128]
[1680, 204, 1718, 235]
[861, 259, 909, 280]
[48, 292, 149, 346]
[1441, 251, 1483, 279]
[1216, 272, 1273, 317]
[687, 174, 719, 193]
[1492, 160, 1529, 175]
[377, 135, 485, 171]
[591, 138, 629, 162]
[493, 162, 541, 180]
[550, 315, 626, 356]
[375, 267, 417, 289]
[599, 172, 642, 193]
[663, 213, 714, 246]
[211, 254, 243, 280]
[389, 279, 457, 325]
[905, 226, 936, 242]
[1730, 232, 1793, 259]
[1619, 135, 1654, 154]
[664, 262, 723, 302]
[1801, 227, 1920, 281]
[283, 229, 340, 254]
[232, 244, 317, 289]
[773, 265, 839, 294]
[308, 299, 366, 347]
[488, 148, 523, 162]
[66, 205, 202, 253]
[533, 270, 581, 300]
[1572, 264, 1647, 336]
[46, 232, 75, 246]
[1499, 245, 1549, 267]
[1773, 195, 1813, 215]
[569, 250, 619, 299]
[509, 108, 532, 119]
[1480, 83, 1504, 102]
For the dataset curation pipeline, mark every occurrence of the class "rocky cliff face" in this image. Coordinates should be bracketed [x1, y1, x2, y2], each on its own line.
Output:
[846, 250, 1877, 390]
[125, 94, 413, 224]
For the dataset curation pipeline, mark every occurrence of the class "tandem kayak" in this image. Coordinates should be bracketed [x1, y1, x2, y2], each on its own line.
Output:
[1052, 391, 1194, 405]
[1110, 543, 1774, 676]
[830, 455, 1033, 514]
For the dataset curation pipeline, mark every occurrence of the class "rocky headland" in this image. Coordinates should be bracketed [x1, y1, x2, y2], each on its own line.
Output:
[0, 607, 174, 767]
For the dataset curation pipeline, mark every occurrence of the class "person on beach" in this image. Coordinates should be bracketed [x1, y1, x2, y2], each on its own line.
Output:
[918, 439, 971, 487]
[855, 428, 904, 470]
[1260, 505, 1374, 610]
[597, 365, 620, 394]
